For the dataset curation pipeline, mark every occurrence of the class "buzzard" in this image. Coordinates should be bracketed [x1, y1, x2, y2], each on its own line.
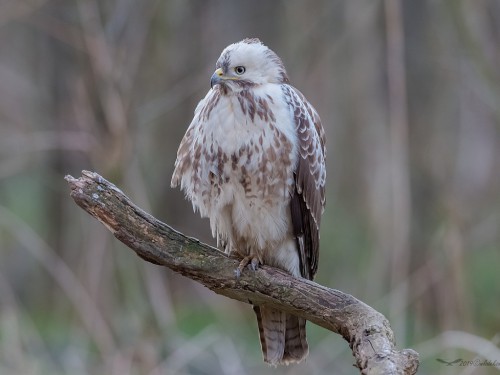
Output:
[171, 38, 326, 365]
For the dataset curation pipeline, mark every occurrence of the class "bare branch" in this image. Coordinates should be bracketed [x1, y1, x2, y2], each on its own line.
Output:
[65, 171, 419, 375]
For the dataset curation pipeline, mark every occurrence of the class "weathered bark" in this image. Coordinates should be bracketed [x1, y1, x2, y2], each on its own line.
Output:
[65, 170, 419, 374]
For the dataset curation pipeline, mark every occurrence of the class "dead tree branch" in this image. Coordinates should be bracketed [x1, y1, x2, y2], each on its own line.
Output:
[65, 170, 419, 374]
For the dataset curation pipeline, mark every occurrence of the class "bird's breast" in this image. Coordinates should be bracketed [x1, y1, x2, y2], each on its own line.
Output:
[200, 88, 297, 201]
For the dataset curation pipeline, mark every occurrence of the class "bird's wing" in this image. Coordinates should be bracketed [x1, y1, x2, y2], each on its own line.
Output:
[171, 88, 222, 189]
[283, 85, 326, 280]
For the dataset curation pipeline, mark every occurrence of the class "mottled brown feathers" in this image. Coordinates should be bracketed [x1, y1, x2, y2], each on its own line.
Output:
[242, 37, 263, 45]
[171, 39, 326, 366]
[282, 85, 326, 280]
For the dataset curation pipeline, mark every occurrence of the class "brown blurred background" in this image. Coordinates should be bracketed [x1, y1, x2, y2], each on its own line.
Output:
[0, 1, 499, 374]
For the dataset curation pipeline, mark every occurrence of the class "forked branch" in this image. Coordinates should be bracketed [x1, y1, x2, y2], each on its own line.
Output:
[65, 171, 419, 374]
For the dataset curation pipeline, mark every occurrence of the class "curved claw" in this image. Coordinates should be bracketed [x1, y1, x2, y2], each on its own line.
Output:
[234, 268, 242, 278]
[249, 257, 259, 271]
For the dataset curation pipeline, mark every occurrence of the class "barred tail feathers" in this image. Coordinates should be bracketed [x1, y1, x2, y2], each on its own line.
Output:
[253, 305, 308, 365]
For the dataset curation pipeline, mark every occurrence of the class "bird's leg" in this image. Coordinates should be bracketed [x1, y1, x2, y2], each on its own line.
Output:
[235, 255, 260, 278]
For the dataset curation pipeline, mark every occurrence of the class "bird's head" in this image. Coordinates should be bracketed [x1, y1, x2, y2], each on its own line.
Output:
[210, 38, 289, 92]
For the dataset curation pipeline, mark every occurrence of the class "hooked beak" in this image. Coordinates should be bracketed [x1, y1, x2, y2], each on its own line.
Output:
[210, 68, 224, 89]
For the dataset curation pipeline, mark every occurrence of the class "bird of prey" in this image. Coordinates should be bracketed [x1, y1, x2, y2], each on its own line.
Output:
[171, 38, 326, 365]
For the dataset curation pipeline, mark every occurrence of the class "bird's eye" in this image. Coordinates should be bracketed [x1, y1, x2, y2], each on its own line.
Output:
[234, 66, 246, 75]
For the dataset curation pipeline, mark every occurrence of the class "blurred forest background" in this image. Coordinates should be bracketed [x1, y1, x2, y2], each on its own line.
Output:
[0, 0, 499, 374]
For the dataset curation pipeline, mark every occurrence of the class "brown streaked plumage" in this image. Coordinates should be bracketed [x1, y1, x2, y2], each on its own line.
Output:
[171, 38, 326, 366]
